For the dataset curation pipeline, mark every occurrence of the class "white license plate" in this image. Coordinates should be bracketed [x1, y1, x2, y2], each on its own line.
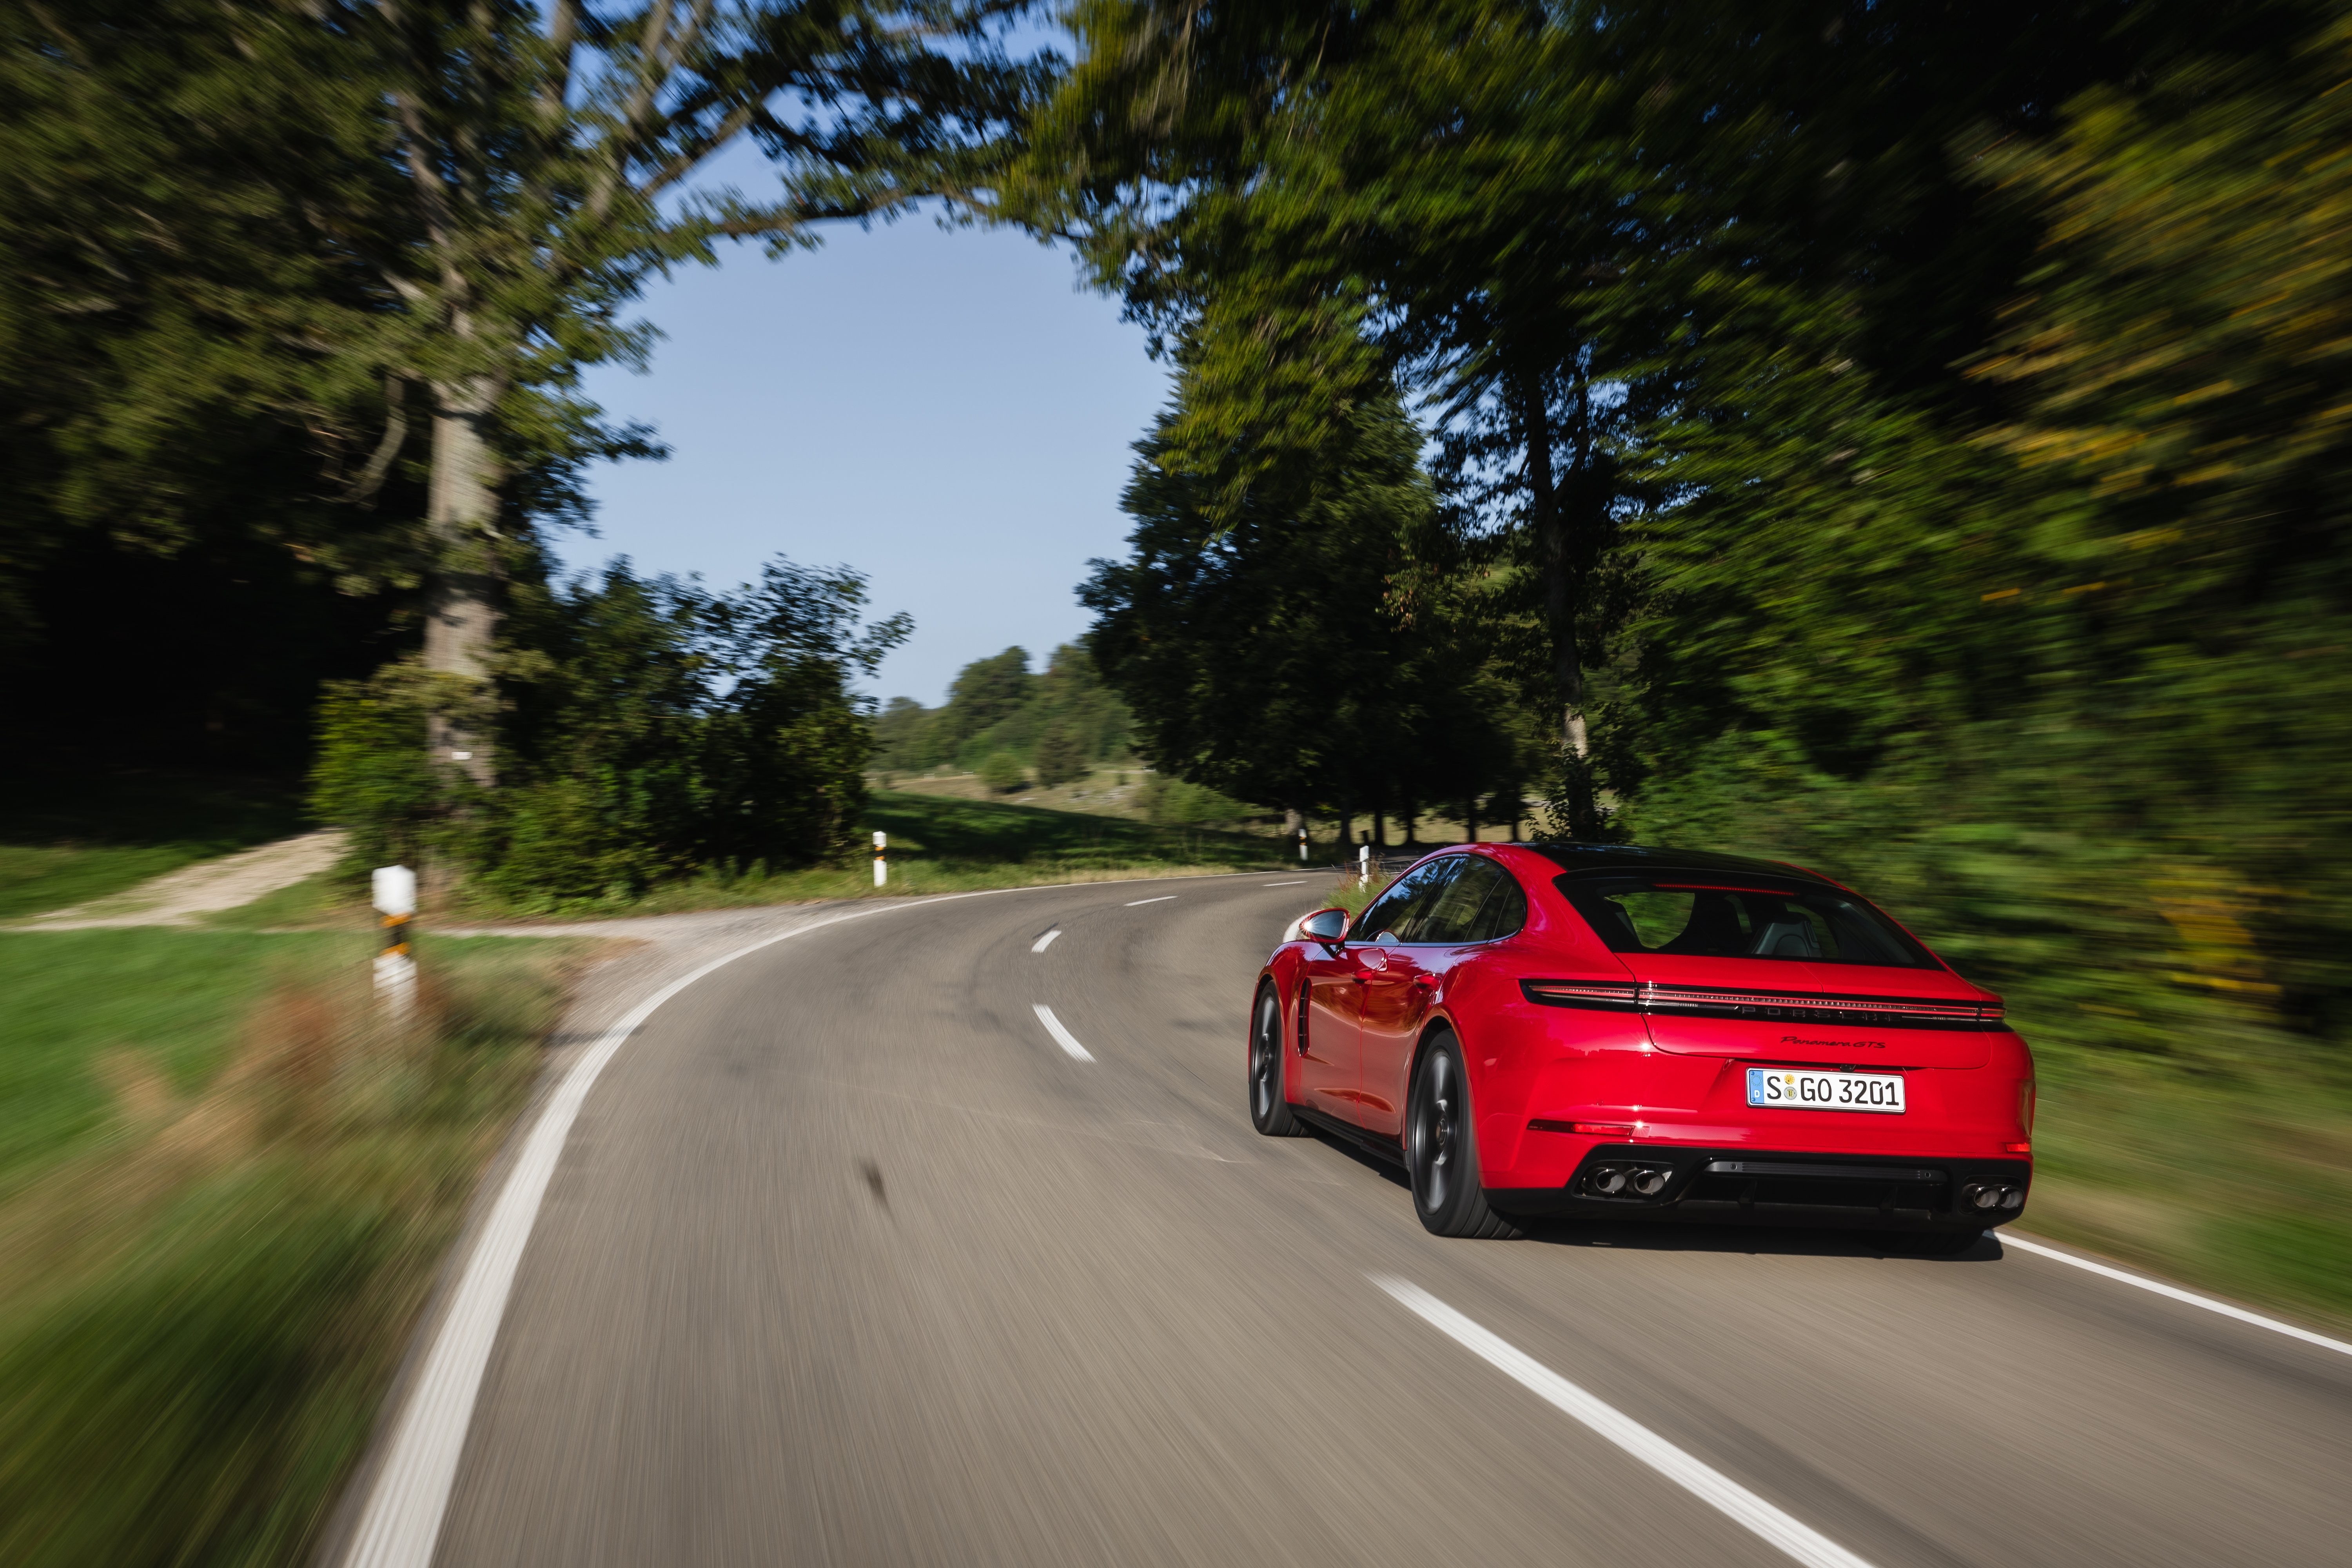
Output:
[1746, 1068, 1906, 1114]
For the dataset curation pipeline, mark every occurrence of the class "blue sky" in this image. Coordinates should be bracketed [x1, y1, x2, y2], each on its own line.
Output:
[563, 210, 1172, 707]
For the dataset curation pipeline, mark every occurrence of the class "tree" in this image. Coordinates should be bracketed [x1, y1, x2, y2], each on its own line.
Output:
[313, 552, 909, 901]
[1016, 0, 2232, 828]
[1032, 724, 1087, 788]
[1, 0, 1045, 782]
[339, 0, 1046, 780]
[1083, 352, 1519, 828]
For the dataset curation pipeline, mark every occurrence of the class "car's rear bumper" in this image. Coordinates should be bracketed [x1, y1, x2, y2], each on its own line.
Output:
[1487, 1143, 2030, 1231]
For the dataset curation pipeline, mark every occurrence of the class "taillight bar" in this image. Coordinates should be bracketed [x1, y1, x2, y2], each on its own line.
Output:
[1520, 979, 2005, 1031]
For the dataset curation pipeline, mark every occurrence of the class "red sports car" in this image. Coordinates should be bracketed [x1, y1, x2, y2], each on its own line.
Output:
[1249, 842, 2034, 1249]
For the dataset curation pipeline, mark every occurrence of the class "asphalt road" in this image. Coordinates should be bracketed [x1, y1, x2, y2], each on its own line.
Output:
[427, 872, 2352, 1568]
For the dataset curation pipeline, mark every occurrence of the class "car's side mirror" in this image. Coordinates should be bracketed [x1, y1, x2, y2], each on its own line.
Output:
[1299, 907, 1350, 945]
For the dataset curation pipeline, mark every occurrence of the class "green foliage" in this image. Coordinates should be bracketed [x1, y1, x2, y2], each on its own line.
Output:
[869, 644, 1135, 774]
[307, 555, 906, 905]
[2, 0, 1049, 774]
[862, 790, 1272, 873]
[1083, 370, 1537, 824]
[1031, 724, 1089, 788]
[1023, 0, 2352, 1303]
[1139, 775, 1250, 826]
[307, 666, 466, 874]
[976, 751, 1028, 793]
[1606, 11, 2352, 1080]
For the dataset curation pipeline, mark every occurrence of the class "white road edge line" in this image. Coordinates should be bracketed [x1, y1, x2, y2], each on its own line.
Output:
[1374, 1277, 1879, 1568]
[1125, 895, 1178, 906]
[2000, 1232, 2352, 1358]
[1033, 1003, 1095, 1062]
[1031, 928, 1061, 953]
[343, 869, 1225, 1568]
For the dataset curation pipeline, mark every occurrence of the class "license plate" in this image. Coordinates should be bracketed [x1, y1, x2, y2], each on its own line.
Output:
[1746, 1068, 1906, 1114]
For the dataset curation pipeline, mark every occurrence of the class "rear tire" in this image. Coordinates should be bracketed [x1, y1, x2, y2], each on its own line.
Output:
[1407, 1033, 1521, 1239]
[1248, 982, 1309, 1136]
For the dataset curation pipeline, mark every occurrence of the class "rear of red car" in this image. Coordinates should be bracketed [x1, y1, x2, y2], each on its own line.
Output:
[1463, 845, 2034, 1238]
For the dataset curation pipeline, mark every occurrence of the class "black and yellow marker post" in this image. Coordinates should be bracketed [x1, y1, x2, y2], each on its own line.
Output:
[370, 864, 419, 1017]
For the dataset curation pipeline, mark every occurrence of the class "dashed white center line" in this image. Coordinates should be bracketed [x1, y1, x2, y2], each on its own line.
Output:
[1031, 928, 1061, 953]
[1033, 1004, 1094, 1062]
[1374, 1277, 1879, 1568]
[1125, 895, 1177, 906]
[1263, 879, 1307, 886]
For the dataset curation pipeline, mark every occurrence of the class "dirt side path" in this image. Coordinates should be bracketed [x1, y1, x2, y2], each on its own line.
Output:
[12, 828, 348, 929]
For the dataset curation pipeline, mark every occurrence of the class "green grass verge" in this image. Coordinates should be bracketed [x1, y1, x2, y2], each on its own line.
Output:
[0, 771, 306, 921]
[0, 927, 583, 1567]
[443, 790, 1294, 919]
[2023, 1044, 2352, 1332]
[0, 929, 366, 1197]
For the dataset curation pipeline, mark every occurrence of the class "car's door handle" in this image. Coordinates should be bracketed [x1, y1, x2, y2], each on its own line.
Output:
[1409, 973, 1437, 991]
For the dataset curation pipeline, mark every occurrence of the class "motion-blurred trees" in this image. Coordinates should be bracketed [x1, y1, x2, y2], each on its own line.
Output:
[1021, 0, 2352, 1064]
[0, 2, 424, 767]
[2, 0, 1040, 800]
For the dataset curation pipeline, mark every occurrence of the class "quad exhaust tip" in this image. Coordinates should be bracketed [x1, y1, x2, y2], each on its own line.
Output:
[1580, 1162, 1672, 1199]
[1962, 1181, 2028, 1212]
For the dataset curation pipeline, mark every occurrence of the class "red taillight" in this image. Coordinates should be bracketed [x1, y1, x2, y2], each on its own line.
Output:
[1529, 1118, 1637, 1136]
[1521, 980, 1642, 1008]
[2003, 1142, 2032, 1154]
[1521, 978, 2002, 1030]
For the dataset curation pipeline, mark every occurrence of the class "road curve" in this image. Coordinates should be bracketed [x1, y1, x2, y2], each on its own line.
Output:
[421, 872, 2351, 1568]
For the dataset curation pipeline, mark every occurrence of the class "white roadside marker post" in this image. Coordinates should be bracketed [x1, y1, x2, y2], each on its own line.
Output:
[371, 864, 417, 1020]
[872, 830, 887, 887]
[1357, 842, 1372, 886]
[1297, 826, 1309, 863]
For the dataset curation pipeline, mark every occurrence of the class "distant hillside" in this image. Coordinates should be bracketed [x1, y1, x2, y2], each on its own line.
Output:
[872, 644, 1134, 785]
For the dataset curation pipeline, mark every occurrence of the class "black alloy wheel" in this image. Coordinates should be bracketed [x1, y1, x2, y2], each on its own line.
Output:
[1249, 983, 1307, 1136]
[1406, 1033, 1520, 1239]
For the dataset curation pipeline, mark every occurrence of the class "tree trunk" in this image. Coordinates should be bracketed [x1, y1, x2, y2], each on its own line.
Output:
[1465, 798, 1478, 844]
[1519, 361, 1585, 761]
[425, 377, 500, 786]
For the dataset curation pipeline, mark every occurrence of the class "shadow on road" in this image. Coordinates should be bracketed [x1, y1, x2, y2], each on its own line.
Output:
[1514, 1218, 2002, 1263]
[1303, 1130, 1999, 1262]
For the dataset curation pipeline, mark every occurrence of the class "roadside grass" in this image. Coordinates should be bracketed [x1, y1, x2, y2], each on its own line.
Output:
[0, 929, 362, 1196]
[2022, 1045, 2352, 1332]
[0, 928, 582, 1568]
[434, 790, 1296, 920]
[0, 772, 305, 922]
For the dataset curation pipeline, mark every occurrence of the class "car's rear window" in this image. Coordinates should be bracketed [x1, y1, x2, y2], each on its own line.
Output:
[1556, 874, 1936, 969]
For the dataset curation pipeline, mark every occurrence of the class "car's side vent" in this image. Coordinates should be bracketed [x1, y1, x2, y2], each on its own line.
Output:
[1521, 979, 2004, 1031]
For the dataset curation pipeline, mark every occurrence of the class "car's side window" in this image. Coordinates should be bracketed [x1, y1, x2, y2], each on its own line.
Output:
[1416, 858, 1506, 944]
[1353, 858, 1461, 943]
[1459, 864, 1529, 943]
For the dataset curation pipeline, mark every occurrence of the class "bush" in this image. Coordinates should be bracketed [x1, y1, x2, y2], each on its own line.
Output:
[978, 751, 1027, 793]
[306, 666, 451, 872]
[1141, 774, 1250, 824]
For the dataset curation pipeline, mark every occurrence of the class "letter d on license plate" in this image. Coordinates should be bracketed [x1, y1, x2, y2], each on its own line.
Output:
[1746, 1068, 1906, 1114]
